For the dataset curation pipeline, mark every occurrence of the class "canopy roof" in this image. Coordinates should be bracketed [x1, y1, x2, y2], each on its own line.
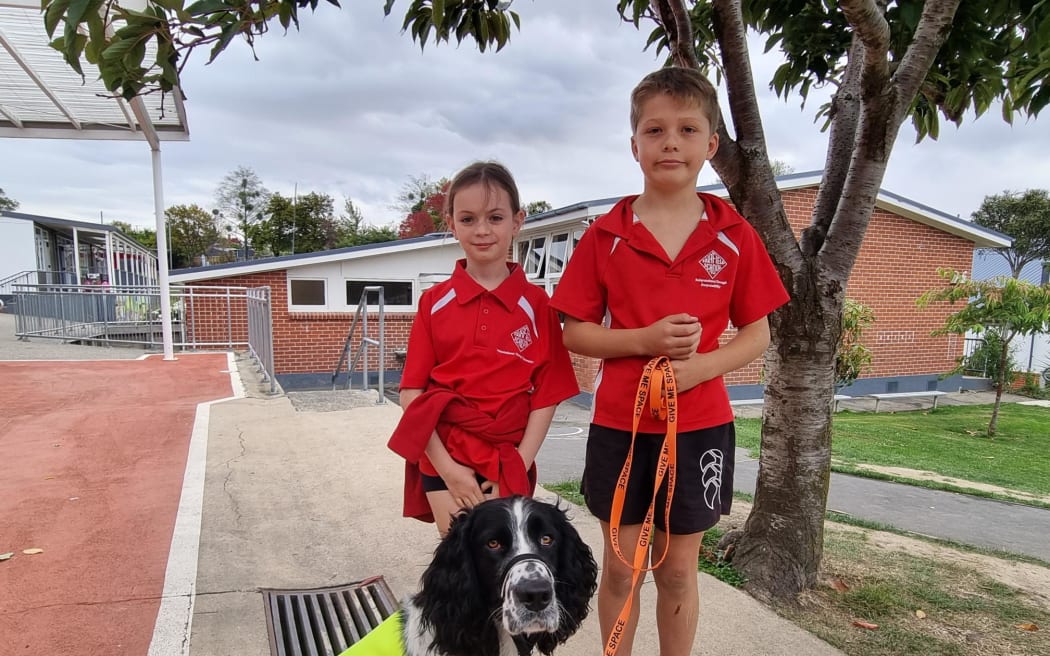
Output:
[0, 0, 188, 144]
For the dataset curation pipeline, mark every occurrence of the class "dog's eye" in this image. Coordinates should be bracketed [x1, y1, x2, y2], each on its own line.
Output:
[487, 539, 503, 550]
[540, 534, 554, 547]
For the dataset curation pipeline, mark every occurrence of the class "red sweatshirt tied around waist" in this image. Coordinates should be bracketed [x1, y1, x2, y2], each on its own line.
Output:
[387, 389, 535, 522]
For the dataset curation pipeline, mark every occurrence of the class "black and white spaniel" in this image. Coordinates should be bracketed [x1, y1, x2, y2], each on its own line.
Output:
[402, 495, 598, 656]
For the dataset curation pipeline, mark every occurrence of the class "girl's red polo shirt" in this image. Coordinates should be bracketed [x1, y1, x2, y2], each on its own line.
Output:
[551, 193, 789, 433]
[402, 260, 579, 418]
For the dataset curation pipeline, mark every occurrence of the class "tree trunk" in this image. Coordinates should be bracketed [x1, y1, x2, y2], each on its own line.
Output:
[729, 262, 842, 603]
[988, 339, 1011, 436]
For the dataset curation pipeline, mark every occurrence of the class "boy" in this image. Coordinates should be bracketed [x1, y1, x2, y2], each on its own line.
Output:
[551, 67, 789, 655]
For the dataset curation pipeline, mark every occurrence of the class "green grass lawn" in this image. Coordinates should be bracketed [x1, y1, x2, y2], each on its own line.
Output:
[735, 404, 1050, 497]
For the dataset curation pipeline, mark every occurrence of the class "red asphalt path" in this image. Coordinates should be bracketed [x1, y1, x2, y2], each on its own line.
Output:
[0, 354, 233, 656]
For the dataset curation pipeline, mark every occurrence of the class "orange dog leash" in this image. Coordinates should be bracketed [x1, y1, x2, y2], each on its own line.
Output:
[604, 356, 679, 656]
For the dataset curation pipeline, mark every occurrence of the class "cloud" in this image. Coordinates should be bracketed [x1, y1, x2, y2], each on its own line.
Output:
[2, 3, 1047, 232]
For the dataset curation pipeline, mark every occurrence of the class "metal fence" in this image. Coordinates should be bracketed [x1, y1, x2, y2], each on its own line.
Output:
[962, 336, 989, 377]
[12, 283, 275, 387]
[247, 287, 276, 394]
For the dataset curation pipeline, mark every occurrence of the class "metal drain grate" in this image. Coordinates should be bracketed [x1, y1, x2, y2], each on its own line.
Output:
[261, 576, 400, 656]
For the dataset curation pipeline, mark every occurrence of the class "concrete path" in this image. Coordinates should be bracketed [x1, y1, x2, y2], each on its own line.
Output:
[189, 384, 842, 656]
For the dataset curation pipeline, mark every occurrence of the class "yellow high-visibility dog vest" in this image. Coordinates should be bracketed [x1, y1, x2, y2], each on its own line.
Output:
[339, 612, 403, 656]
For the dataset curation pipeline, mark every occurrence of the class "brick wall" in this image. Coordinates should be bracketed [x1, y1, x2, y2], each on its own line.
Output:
[188, 186, 974, 390]
[189, 272, 415, 375]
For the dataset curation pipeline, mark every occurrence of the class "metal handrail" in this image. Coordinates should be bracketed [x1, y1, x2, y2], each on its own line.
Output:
[331, 286, 386, 404]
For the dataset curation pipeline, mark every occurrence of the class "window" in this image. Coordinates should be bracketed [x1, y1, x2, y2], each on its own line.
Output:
[547, 233, 569, 275]
[289, 279, 326, 307]
[519, 236, 547, 278]
[346, 280, 413, 306]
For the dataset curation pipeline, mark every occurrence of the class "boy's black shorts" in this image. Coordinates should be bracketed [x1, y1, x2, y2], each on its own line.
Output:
[582, 422, 735, 535]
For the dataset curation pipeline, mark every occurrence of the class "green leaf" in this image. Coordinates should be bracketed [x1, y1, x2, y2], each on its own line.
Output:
[63, 0, 96, 32]
[185, 0, 231, 17]
[208, 20, 243, 64]
[431, 0, 444, 30]
[43, 0, 70, 38]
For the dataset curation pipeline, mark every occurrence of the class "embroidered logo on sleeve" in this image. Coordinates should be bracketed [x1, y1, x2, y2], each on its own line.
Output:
[511, 325, 533, 351]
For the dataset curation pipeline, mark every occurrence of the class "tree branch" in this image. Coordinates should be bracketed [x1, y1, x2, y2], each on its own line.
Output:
[891, 0, 962, 125]
[820, 0, 961, 281]
[803, 38, 863, 258]
[650, 0, 698, 68]
[708, 0, 800, 271]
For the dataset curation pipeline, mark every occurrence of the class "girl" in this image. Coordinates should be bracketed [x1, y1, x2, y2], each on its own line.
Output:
[388, 161, 579, 536]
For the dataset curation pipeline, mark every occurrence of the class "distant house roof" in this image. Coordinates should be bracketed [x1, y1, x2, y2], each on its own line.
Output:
[168, 172, 1012, 283]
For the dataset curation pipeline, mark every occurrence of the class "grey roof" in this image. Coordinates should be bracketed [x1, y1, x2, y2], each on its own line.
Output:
[2, 209, 153, 252]
[169, 232, 454, 281]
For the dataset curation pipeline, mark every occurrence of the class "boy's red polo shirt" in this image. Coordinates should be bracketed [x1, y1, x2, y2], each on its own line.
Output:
[402, 259, 579, 418]
[551, 193, 789, 433]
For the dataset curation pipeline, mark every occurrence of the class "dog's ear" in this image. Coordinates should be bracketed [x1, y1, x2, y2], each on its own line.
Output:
[415, 507, 499, 654]
[537, 504, 599, 654]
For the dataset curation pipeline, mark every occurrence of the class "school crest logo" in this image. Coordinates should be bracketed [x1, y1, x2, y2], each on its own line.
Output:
[700, 250, 727, 279]
[511, 325, 533, 351]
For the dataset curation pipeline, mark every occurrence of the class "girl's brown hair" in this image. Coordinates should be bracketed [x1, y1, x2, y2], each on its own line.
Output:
[443, 160, 522, 219]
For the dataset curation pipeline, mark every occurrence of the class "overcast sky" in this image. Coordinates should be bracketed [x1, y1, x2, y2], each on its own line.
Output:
[3, 3, 1048, 230]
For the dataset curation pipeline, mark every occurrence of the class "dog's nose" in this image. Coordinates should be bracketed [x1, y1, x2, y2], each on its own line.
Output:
[515, 578, 554, 612]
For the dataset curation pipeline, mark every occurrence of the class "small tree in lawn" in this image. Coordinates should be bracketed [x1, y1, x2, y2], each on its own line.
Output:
[918, 269, 1050, 436]
[835, 299, 874, 392]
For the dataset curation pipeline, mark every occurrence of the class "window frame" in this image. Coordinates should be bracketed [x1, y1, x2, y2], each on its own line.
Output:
[345, 279, 415, 310]
[288, 278, 328, 310]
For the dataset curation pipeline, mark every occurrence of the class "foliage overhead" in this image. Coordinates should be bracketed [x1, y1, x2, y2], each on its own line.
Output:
[385, 0, 520, 53]
[972, 189, 1050, 278]
[616, 0, 1050, 141]
[41, 1, 1050, 137]
[41, 0, 341, 100]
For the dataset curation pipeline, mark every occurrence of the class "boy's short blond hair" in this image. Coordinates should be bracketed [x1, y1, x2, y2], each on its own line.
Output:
[630, 67, 722, 134]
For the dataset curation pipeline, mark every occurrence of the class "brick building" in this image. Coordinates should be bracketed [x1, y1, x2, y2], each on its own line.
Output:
[170, 173, 1010, 396]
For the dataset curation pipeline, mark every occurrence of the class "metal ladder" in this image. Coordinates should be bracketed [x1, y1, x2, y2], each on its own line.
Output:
[331, 286, 387, 403]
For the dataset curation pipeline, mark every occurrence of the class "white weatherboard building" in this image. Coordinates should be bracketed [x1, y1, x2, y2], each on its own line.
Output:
[0, 211, 159, 305]
[972, 250, 1050, 381]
